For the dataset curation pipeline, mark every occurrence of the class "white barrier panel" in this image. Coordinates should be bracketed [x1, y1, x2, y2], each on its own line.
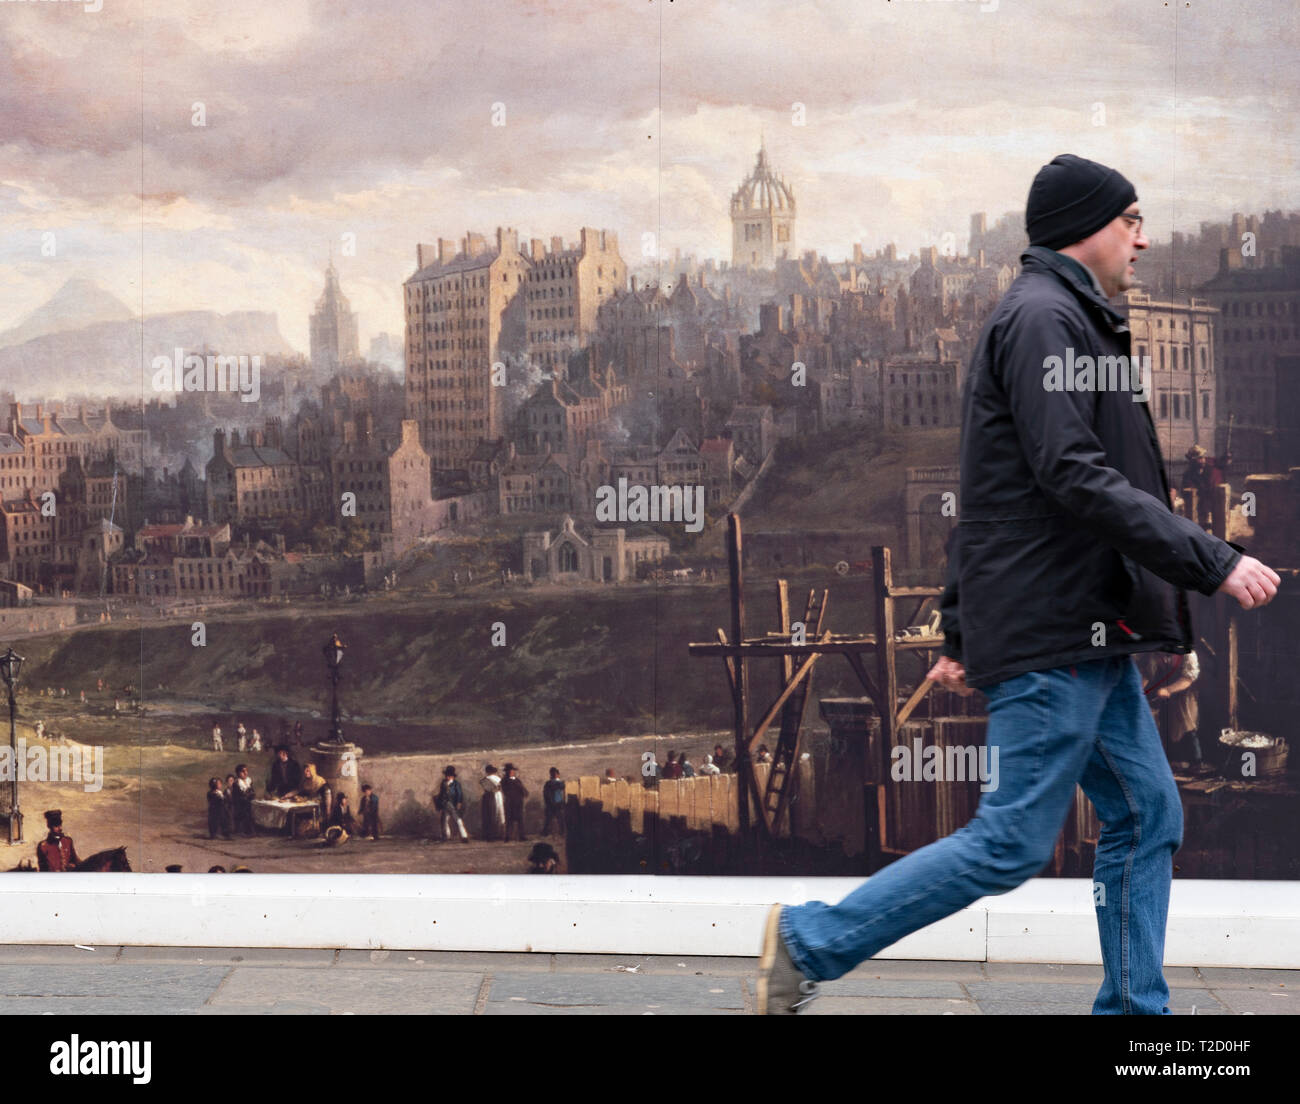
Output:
[0, 875, 1297, 968]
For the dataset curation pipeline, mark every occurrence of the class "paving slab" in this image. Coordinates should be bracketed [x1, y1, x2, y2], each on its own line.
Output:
[1209, 989, 1298, 1015]
[481, 1002, 742, 1015]
[844, 959, 986, 980]
[550, 953, 755, 975]
[116, 947, 336, 966]
[1196, 967, 1300, 988]
[0, 995, 212, 1015]
[1169, 988, 1226, 1012]
[197, 1000, 332, 1015]
[487, 972, 744, 1010]
[965, 981, 1102, 1004]
[0, 945, 123, 963]
[334, 949, 548, 971]
[819, 978, 970, 999]
[0, 964, 227, 1001]
[983, 962, 1105, 982]
[806, 996, 981, 1015]
[206, 966, 482, 1014]
[975, 999, 1091, 1015]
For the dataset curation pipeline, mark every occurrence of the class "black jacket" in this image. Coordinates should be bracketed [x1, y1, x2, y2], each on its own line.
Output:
[939, 246, 1241, 688]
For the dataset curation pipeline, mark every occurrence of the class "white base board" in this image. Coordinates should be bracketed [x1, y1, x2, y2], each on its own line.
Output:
[1, 876, 1297, 968]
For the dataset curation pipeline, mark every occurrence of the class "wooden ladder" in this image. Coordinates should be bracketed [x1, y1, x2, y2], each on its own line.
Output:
[761, 585, 828, 835]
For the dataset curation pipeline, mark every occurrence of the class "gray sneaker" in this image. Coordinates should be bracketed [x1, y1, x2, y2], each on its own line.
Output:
[756, 903, 820, 1014]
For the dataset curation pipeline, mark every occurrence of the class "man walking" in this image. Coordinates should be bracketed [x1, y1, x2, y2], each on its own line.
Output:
[501, 763, 529, 842]
[542, 767, 566, 837]
[358, 783, 383, 840]
[436, 767, 468, 843]
[758, 154, 1280, 1016]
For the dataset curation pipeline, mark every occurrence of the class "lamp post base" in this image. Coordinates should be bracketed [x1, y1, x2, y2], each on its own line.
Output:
[5, 810, 23, 845]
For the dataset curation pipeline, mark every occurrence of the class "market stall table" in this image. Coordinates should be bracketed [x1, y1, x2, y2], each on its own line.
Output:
[251, 797, 322, 838]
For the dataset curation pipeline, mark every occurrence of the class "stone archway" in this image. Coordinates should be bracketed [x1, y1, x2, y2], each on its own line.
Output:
[904, 466, 959, 568]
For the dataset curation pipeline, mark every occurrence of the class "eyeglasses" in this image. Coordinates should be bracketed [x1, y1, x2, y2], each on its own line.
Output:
[1119, 212, 1144, 232]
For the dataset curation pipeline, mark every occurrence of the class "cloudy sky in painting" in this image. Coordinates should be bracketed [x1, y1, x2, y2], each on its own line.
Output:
[0, 0, 1296, 350]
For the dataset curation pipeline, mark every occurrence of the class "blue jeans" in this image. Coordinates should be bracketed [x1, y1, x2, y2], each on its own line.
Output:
[781, 655, 1184, 1014]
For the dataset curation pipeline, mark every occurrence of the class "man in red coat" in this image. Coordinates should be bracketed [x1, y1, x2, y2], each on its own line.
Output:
[36, 810, 80, 871]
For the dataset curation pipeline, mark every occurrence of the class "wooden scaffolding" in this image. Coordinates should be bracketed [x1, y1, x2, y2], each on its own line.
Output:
[687, 514, 947, 866]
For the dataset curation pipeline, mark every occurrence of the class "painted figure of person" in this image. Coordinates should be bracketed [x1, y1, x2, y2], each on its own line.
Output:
[479, 764, 505, 841]
[542, 767, 565, 837]
[502, 763, 529, 842]
[36, 809, 80, 871]
[436, 767, 468, 842]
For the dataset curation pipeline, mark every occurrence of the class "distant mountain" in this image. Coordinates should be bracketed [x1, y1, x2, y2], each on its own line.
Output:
[0, 278, 136, 350]
[0, 310, 296, 400]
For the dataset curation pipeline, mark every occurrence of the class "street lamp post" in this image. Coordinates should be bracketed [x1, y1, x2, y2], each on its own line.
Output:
[323, 632, 346, 745]
[0, 647, 25, 844]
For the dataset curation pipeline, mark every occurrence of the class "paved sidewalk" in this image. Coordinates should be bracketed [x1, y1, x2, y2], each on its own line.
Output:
[0, 946, 1293, 1014]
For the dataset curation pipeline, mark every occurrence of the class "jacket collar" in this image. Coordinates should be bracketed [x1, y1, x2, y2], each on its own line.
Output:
[1020, 245, 1130, 334]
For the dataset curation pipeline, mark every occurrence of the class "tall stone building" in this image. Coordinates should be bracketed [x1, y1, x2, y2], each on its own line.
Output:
[1196, 245, 1300, 475]
[309, 260, 360, 373]
[331, 419, 435, 556]
[524, 227, 626, 375]
[403, 227, 531, 474]
[206, 428, 304, 524]
[730, 142, 796, 270]
[1118, 291, 1218, 486]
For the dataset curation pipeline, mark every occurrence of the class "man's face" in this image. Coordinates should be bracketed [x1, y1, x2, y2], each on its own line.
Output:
[278, 750, 287, 761]
[1071, 203, 1149, 297]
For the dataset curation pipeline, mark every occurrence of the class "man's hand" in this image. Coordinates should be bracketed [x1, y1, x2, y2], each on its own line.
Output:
[926, 655, 973, 696]
[1217, 554, 1280, 609]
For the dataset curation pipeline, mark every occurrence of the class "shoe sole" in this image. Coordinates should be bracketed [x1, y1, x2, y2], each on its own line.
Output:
[755, 903, 782, 1015]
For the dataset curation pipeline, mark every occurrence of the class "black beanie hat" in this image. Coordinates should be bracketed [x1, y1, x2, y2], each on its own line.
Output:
[1025, 154, 1137, 250]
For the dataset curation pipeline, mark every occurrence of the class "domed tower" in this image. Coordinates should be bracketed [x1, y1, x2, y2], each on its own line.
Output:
[730, 140, 796, 270]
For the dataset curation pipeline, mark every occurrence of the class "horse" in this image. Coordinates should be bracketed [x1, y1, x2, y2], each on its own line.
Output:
[6, 846, 130, 872]
[77, 847, 132, 872]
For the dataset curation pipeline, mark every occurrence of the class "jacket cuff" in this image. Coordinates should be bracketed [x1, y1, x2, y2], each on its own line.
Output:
[1199, 541, 1245, 596]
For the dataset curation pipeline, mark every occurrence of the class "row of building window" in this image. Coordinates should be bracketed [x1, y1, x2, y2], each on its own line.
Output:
[1225, 327, 1292, 342]
[1226, 299, 1297, 317]
[1154, 392, 1211, 420]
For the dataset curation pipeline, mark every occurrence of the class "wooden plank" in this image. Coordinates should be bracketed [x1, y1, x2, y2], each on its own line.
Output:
[895, 676, 935, 729]
[873, 546, 900, 819]
[886, 719, 936, 853]
[776, 578, 792, 684]
[688, 778, 707, 830]
[689, 639, 873, 656]
[716, 773, 738, 832]
[747, 631, 830, 753]
[728, 513, 750, 836]
[1227, 611, 1239, 732]
[715, 628, 737, 699]
[628, 780, 644, 835]
[687, 638, 939, 658]
[844, 650, 881, 705]
[660, 778, 681, 823]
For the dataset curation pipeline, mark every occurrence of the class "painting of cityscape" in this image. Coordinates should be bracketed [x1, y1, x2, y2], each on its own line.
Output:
[0, 0, 1295, 878]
